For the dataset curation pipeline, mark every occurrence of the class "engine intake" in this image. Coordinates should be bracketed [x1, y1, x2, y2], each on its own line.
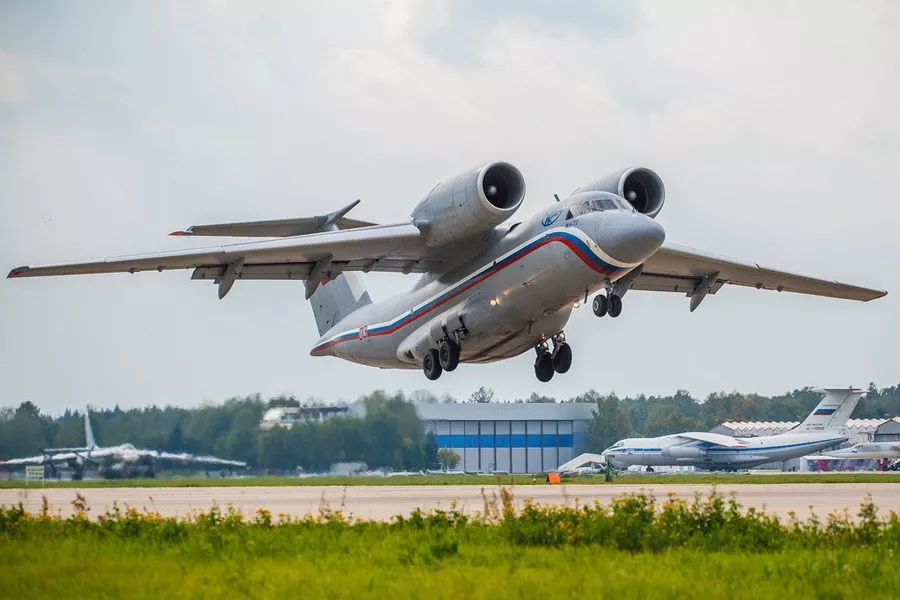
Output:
[573, 167, 665, 218]
[412, 161, 525, 246]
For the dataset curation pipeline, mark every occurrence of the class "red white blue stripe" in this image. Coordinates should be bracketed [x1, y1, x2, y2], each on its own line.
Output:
[311, 228, 634, 354]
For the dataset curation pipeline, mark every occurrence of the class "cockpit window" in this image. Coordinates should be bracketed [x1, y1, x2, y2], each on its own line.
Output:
[569, 197, 628, 217]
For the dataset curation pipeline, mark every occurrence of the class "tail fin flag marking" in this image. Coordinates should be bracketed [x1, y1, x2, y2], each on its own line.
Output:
[795, 388, 865, 433]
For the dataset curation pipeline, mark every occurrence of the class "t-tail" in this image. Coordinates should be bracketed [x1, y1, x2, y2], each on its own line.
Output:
[84, 409, 97, 449]
[307, 272, 372, 336]
[793, 388, 865, 433]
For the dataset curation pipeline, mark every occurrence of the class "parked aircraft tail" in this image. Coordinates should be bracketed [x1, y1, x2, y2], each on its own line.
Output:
[84, 409, 96, 448]
[793, 388, 865, 433]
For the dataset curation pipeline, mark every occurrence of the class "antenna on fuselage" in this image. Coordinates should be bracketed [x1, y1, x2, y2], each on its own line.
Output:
[554, 194, 561, 202]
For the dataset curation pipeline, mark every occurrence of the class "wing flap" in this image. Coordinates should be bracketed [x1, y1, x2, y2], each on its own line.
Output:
[639, 243, 886, 302]
[8, 223, 426, 279]
[191, 258, 436, 281]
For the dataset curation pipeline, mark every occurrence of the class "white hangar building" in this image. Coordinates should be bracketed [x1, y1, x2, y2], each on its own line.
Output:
[712, 417, 900, 446]
[418, 403, 596, 474]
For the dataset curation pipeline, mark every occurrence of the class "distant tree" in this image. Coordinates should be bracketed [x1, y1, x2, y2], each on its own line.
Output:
[524, 392, 556, 403]
[437, 448, 460, 470]
[423, 432, 440, 470]
[166, 423, 184, 452]
[587, 393, 632, 452]
[468, 386, 495, 404]
[644, 404, 701, 437]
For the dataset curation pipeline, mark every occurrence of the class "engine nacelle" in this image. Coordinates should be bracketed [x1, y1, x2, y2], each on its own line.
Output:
[662, 445, 706, 460]
[411, 161, 525, 246]
[573, 167, 665, 218]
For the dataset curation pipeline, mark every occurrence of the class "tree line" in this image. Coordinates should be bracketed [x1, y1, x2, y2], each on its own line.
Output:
[1, 383, 897, 471]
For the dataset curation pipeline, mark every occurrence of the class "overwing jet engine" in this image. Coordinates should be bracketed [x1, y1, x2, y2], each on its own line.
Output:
[574, 167, 666, 218]
[411, 161, 526, 246]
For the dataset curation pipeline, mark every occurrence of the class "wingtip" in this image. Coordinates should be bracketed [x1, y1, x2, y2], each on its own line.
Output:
[169, 230, 188, 236]
[7, 266, 29, 278]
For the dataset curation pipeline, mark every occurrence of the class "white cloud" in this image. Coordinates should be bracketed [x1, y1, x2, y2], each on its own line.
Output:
[0, 51, 27, 103]
[1, 0, 898, 412]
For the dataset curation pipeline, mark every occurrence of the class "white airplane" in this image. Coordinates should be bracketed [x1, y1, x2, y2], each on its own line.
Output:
[602, 388, 864, 471]
[0, 410, 247, 479]
[8, 163, 886, 382]
[819, 442, 900, 460]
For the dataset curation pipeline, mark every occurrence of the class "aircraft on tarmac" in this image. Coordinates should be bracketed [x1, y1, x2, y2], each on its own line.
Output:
[7, 163, 887, 382]
[601, 388, 865, 471]
[0, 410, 246, 479]
[820, 442, 900, 460]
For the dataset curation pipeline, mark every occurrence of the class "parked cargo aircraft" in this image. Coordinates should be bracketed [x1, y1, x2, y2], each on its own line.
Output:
[601, 388, 864, 470]
[8, 164, 887, 382]
[820, 442, 900, 460]
[0, 411, 246, 479]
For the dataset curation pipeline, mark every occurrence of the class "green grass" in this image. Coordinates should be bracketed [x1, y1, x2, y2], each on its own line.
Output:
[3, 471, 900, 489]
[1, 490, 898, 599]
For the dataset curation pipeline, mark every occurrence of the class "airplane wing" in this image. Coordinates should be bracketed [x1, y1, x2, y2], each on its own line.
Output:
[673, 432, 746, 448]
[8, 222, 437, 290]
[1, 451, 80, 466]
[633, 243, 886, 308]
[169, 200, 379, 238]
[0, 455, 48, 466]
[156, 451, 247, 468]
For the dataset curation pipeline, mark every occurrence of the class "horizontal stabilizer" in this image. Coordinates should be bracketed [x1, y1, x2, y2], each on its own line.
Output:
[169, 200, 377, 238]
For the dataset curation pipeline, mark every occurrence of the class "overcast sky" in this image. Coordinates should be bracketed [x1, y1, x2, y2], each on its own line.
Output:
[1, 1, 898, 414]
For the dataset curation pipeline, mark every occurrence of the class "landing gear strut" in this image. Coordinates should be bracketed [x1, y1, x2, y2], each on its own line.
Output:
[551, 333, 572, 374]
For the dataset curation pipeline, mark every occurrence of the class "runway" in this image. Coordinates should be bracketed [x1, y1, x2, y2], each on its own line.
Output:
[3, 483, 899, 521]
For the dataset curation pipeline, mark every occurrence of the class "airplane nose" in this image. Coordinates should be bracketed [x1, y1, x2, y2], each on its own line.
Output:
[595, 211, 666, 264]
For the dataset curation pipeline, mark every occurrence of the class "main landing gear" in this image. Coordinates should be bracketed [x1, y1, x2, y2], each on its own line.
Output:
[422, 336, 462, 380]
[592, 292, 623, 318]
[534, 332, 572, 383]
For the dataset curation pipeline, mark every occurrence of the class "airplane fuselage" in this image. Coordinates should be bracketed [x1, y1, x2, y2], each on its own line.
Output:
[824, 442, 900, 459]
[604, 432, 848, 470]
[311, 193, 664, 368]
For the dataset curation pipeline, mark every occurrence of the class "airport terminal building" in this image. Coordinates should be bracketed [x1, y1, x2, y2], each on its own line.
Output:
[418, 403, 595, 473]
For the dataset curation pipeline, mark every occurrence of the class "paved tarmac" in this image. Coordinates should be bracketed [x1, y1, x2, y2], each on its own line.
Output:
[3, 483, 899, 521]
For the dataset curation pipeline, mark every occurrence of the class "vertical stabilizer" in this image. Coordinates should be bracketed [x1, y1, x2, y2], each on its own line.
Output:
[308, 272, 372, 336]
[84, 409, 97, 448]
[794, 388, 865, 433]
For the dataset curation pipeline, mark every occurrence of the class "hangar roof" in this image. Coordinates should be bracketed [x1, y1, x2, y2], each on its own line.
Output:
[418, 403, 595, 422]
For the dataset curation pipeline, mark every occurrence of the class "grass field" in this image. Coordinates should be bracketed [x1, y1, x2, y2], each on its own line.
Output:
[1, 490, 898, 599]
[3, 471, 900, 488]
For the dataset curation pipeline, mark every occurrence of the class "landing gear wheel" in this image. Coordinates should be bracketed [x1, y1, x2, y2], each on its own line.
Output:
[534, 351, 555, 382]
[423, 349, 443, 380]
[608, 294, 623, 318]
[551, 342, 572, 374]
[439, 338, 460, 372]
[592, 294, 608, 317]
